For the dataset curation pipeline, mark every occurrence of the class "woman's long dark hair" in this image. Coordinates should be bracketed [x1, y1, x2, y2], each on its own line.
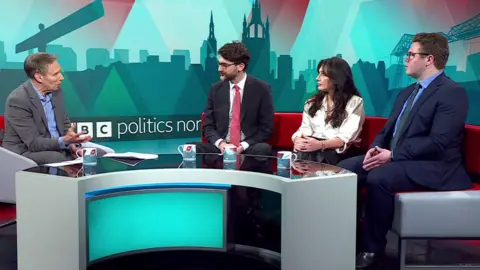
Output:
[307, 57, 361, 128]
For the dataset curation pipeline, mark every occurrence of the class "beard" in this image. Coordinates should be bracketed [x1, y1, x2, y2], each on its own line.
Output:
[220, 72, 236, 81]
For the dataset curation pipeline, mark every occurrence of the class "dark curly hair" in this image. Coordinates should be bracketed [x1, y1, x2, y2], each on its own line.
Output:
[307, 57, 361, 128]
[218, 41, 250, 70]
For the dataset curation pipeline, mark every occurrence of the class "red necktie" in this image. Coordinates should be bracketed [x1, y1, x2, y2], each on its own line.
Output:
[230, 85, 241, 146]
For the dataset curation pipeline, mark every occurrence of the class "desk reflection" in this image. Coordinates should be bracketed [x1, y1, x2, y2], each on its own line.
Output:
[292, 160, 343, 177]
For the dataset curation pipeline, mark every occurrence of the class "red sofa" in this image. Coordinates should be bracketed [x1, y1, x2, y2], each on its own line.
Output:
[202, 111, 480, 179]
[201, 112, 480, 192]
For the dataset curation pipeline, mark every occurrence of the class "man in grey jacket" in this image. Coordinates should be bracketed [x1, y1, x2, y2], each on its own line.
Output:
[3, 53, 91, 165]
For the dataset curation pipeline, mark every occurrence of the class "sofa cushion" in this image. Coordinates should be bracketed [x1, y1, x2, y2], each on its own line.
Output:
[357, 116, 386, 151]
[392, 189, 480, 238]
[268, 113, 302, 149]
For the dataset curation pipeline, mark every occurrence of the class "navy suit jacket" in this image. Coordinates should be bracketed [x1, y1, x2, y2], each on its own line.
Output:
[370, 72, 471, 190]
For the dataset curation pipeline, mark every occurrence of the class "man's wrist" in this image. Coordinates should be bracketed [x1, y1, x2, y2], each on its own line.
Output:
[215, 139, 225, 148]
[58, 137, 67, 149]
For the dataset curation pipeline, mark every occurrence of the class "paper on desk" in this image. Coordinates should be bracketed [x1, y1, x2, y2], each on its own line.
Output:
[44, 159, 83, 167]
[103, 152, 158, 160]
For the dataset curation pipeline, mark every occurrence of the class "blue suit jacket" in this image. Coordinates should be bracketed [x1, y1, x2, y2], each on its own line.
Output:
[371, 72, 471, 190]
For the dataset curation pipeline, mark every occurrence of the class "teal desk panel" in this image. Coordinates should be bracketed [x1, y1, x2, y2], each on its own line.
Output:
[87, 190, 226, 262]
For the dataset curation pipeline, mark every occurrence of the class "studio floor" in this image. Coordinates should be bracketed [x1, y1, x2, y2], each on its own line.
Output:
[1, 222, 480, 269]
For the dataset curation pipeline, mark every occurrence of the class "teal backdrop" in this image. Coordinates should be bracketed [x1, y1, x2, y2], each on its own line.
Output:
[0, 0, 479, 153]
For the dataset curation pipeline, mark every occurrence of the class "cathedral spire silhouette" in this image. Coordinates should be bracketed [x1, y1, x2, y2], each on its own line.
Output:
[208, 11, 215, 40]
[205, 10, 218, 85]
[241, 0, 270, 81]
[245, 0, 267, 38]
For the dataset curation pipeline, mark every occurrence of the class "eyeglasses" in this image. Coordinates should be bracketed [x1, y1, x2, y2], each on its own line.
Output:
[218, 62, 236, 69]
[406, 52, 430, 60]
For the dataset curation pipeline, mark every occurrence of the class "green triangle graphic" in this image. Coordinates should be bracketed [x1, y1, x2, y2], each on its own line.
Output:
[62, 73, 88, 117]
[91, 66, 138, 117]
[174, 66, 207, 115]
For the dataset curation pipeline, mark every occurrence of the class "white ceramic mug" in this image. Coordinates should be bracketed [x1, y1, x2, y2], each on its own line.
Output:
[177, 144, 196, 161]
[76, 147, 97, 166]
[277, 151, 298, 168]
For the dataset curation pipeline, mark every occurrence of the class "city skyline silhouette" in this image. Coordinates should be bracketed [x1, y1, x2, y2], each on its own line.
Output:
[0, 0, 479, 138]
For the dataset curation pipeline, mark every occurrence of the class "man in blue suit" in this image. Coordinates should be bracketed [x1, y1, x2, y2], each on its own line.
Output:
[338, 32, 472, 268]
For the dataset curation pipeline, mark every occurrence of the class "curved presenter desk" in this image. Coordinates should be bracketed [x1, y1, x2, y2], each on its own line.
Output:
[15, 153, 357, 270]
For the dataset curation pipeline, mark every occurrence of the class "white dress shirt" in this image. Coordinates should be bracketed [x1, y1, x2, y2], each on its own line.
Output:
[215, 73, 249, 150]
[292, 95, 365, 153]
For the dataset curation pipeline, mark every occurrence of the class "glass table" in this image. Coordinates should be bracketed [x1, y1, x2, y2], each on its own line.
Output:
[24, 153, 350, 179]
[16, 153, 358, 270]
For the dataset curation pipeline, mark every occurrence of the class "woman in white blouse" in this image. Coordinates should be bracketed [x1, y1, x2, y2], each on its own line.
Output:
[292, 57, 365, 164]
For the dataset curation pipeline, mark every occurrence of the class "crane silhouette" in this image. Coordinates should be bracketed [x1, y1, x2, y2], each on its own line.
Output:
[15, 0, 105, 54]
[391, 13, 480, 88]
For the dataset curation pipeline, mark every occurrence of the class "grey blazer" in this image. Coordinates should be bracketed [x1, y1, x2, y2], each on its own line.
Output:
[2, 81, 71, 156]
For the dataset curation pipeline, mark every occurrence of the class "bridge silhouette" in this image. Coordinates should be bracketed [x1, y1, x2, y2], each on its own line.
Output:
[391, 13, 480, 88]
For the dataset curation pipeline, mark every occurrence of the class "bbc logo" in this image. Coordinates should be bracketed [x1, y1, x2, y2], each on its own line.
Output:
[76, 122, 112, 138]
